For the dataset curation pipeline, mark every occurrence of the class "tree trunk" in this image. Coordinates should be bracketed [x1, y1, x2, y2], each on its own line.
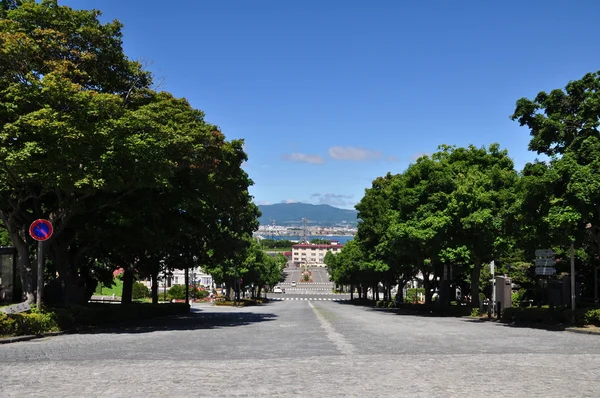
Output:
[224, 281, 232, 300]
[423, 275, 431, 304]
[121, 265, 134, 304]
[471, 261, 482, 308]
[15, 235, 34, 303]
[2, 213, 34, 303]
[350, 284, 354, 300]
[185, 267, 189, 305]
[151, 272, 159, 304]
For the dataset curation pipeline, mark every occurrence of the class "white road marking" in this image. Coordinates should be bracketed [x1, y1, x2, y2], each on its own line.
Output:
[308, 301, 355, 356]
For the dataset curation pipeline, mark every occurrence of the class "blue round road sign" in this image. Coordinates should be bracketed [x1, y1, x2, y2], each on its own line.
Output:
[29, 219, 53, 241]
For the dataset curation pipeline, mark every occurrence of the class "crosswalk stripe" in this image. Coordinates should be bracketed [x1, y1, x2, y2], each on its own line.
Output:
[268, 297, 349, 302]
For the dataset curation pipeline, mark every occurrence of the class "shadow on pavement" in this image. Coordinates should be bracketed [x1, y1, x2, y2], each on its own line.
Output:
[78, 310, 278, 335]
[336, 300, 571, 331]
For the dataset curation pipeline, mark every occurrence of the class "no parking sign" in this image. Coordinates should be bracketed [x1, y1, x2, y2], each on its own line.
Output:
[29, 219, 53, 241]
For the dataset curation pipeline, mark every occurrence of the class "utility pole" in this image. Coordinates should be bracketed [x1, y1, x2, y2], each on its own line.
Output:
[570, 242, 576, 323]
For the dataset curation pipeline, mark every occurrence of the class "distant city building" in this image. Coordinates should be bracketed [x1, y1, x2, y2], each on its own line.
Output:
[291, 241, 343, 267]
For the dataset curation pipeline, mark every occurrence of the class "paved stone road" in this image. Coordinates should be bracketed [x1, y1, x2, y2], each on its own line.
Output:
[2, 301, 600, 397]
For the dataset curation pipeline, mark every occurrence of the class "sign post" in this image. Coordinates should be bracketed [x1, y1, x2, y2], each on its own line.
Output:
[490, 261, 496, 317]
[534, 249, 556, 276]
[29, 219, 53, 308]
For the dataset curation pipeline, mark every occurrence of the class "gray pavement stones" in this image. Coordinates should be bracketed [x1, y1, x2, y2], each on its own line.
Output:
[2, 301, 600, 396]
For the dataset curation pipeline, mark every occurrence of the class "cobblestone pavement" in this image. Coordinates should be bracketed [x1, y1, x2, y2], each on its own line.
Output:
[2, 301, 600, 397]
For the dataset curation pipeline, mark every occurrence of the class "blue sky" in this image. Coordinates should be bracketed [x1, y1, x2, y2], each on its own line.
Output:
[63, 0, 600, 209]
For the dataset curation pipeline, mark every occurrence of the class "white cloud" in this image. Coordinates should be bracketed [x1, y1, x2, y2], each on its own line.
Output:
[409, 152, 431, 161]
[387, 155, 400, 162]
[281, 152, 325, 164]
[282, 199, 298, 204]
[255, 200, 272, 205]
[313, 193, 354, 208]
[328, 146, 382, 161]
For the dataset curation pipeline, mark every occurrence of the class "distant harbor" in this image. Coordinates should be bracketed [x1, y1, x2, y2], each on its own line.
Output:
[261, 235, 354, 244]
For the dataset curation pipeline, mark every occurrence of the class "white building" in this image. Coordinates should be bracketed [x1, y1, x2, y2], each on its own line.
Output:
[291, 242, 343, 267]
[145, 267, 213, 289]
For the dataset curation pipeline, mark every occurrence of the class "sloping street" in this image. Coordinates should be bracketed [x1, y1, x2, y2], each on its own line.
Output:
[2, 300, 600, 397]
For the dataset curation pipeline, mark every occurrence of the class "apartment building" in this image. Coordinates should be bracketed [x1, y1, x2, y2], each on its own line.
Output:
[291, 242, 343, 267]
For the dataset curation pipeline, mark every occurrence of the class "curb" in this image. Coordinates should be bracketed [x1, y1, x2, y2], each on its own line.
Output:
[0, 331, 66, 345]
[565, 327, 600, 335]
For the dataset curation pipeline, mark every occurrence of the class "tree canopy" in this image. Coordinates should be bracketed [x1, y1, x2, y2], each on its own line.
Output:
[0, 0, 266, 305]
[331, 71, 600, 307]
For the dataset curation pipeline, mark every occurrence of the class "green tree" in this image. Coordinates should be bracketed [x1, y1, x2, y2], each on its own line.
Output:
[442, 144, 518, 307]
[512, 72, 600, 299]
[0, 1, 261, 306]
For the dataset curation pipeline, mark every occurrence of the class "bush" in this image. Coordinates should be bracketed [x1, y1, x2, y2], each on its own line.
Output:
[214, 298, 263, 307]
[132, 282, 150, 299]
[193, 289, 209, 299]
[404, 288, 425, 303]
[167, 285, 187, 300]
[470, 308, 484, 317]
[584, 309, 600, 326]
[391, 303, 473, 317]
[501, 307, 567, 324]
[512, 289, 526, 308]
[0, 303, 190, 337]
[166, 285, 209, 300]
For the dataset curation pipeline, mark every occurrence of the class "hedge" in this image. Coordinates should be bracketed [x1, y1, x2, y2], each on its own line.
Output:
[214, 298, 266, 307]
[0, 303, 190, 337]
[501, 307, 600, 326]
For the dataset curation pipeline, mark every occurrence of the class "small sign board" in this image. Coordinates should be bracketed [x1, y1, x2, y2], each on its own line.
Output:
[535, 258, 556, 267]
[29, 219, 53, 241]
[535, 267, 556, 276]
[0, 301, 31, 314]
[535, 249, 555, 257]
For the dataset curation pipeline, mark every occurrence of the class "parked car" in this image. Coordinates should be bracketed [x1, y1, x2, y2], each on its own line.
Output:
[273, 286, 283, 293]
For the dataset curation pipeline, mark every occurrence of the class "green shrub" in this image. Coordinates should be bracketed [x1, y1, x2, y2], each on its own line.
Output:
[167, 285, 187, 300]
[0, 303, 190, 337]
[512, 289, 526, 308]
[392, 303, 473, 317]
[387, 301, 395, 308]
[214, 298, 264, 307]
[132, 282, 150, 299]
[405, 288, 425, 303]
[584, 309, 600, 326]
[470, 308, 483, 317]
[193, 289, 209, 299]
[501, 307, 567, 324]
[0, 313, 17, 336]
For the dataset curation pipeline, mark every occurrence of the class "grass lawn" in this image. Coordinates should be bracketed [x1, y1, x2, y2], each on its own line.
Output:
[95, 278, 123, 297]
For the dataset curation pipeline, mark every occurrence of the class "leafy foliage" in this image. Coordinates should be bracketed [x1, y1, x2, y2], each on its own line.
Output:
[0, 0, 263, 305]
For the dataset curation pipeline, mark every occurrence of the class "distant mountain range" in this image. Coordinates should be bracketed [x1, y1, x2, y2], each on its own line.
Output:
[257, 203, 358, 227]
